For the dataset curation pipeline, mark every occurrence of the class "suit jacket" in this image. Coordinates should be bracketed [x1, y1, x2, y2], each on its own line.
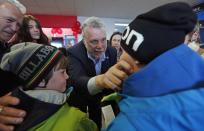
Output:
[67, 41, 117, 110]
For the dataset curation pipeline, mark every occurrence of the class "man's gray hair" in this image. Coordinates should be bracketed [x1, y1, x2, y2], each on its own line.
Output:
[0, 0, 26, 14]
[82, 16, 106, 37]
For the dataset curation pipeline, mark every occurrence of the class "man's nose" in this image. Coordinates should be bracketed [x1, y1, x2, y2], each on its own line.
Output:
[65, 71, 69, 80]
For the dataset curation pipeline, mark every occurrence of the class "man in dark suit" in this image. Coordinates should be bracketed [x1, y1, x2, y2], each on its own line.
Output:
[67, 17, 129, 129]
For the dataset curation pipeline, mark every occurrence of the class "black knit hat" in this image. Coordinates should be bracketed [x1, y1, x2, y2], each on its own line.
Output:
[1, 42, 63, 90]
[121, 2, 197, 64]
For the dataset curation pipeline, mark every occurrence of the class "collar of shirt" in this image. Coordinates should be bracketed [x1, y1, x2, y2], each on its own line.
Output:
[87, 52, 106, 75]
[87, 52, 106, 64]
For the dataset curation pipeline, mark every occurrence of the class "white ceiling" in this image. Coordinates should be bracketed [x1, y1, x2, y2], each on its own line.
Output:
[19, 0, 203, 19]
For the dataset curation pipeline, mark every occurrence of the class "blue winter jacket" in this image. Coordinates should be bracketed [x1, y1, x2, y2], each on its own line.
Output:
[107, 44, 204, 131]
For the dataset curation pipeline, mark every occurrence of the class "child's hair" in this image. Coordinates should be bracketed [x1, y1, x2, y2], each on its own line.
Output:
[43, 55, 68, 85]
[56, 55, 68, 70]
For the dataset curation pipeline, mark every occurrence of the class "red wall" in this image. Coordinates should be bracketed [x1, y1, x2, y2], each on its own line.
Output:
[32, 15, 77, 28]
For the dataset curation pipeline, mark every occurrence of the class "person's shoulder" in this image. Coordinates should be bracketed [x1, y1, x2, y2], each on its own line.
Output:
[67, 41, 87, 58]
[106, 46, 117, 57]
[105, 46, 117, 63]
[107, 46, 117, 52]
[67, 41, 84, 52]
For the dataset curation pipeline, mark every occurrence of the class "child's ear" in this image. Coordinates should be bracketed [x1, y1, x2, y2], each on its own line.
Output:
[38, 79, 46, 87]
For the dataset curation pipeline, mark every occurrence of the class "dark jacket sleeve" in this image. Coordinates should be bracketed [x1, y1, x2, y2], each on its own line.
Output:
[0, 69, 21, 96]
[66, 44, 95, 110]
[68, 43, 95, 95]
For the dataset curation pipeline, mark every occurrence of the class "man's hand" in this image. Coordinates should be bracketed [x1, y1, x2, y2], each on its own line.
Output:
[0, 94, 26, 131]
[96, 60, 133, 91]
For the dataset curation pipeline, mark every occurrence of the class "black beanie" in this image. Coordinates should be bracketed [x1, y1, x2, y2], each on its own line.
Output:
[121, 2, 197, 64]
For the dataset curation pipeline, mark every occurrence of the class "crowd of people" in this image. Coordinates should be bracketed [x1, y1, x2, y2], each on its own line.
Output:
[0, 0, 204, 131]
